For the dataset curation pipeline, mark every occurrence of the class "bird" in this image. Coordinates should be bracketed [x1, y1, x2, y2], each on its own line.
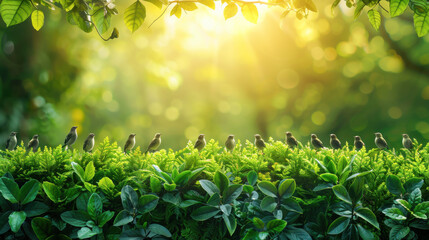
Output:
[146, 133, 161, 153]
[124, 134, 136, 154]
[6, 132, 17, 151]
[225, 135, 236, 151]
[330, 134, 342, 150]
[285, 132, 298, 149]
[83, 133, 95, 152]
[311, 134, 324, 149]
[63, 126, 78, 150]
[254, 134, 266, 151]
[26, 135, 39, 153]
[374, 132, 389, 150]
[402, 134, 413, 150]
[354, 136, 365, 151]
[194, 134, 206, 151]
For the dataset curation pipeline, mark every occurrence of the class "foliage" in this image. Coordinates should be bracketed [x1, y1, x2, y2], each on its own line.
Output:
[0, 0, 427, 38]
[0, 137, 429, 239]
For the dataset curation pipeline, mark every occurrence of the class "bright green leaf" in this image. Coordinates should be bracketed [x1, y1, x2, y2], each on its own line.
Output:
[367, 9, 381, 31]
[241, 3, 258, 24]
[414, 11, 429, 37]
[9, 211, 26, 233]
[390, 0, 410, 17]
[0, 0, 32, 27]
[124, 0, 146, 33]
[31, 10, 44, 31]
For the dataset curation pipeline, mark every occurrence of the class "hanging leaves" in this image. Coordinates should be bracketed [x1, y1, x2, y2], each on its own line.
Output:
[367, 9, 381, 31]
[413, 10, 429, 37]
[390, 0, 410, 17]
[224, 3, 238, 20]
[241, 3, 258, 24]
[124, 0, 146, 33]
[31, 10, 44, 31]
[0, 0, 32, 27]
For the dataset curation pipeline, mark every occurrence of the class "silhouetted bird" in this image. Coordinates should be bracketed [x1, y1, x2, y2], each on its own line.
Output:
[286, 132, 298, 149]
[374, 132, 389, 150]
[311, 134, 324, 149]
[6, 132, 17, 151]
[402, 134, 413, 150]
[83, 133, 95, 152]
[27, 135, 39, 153]
[225, 135, 236, 152]
[124, 134, 136, 154]
[354, 136, 365, 151]
[254, 134, 266, 151]
[194, 134, 206, 151]
[330, 134, 342, 150]
[63, 126, 78, 150]
[146, 133, 161, 153]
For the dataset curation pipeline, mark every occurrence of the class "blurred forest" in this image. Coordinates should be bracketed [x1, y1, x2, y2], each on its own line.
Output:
[1, 0, 429, 150]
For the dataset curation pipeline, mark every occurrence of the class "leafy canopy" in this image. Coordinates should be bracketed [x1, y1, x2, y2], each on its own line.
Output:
[0, 0, 427, 40]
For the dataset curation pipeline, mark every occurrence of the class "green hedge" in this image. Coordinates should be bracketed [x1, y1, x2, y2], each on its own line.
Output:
[0, 137, 429, 239]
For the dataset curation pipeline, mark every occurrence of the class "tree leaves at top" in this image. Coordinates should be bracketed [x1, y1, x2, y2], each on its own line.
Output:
[31, 10, 44, 31]
[0, 0, 32, 27]
[241, 3, 258, 24]
[124, 0, 146, 33]
[390, 0, 410, 17]
[224, 3, 238, 20]
[413, 9, 429, 37]
[367, 9, 381, 31]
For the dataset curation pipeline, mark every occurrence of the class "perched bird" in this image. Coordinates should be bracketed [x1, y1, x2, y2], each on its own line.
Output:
[83, 133, 95, 152]
[194, 134, 206, 151]
[354, 136, 365, 151]
[146, 133, 161, 153]
[311, 134, 324, 149]
[27, 135, 39, 153]
[285, 132, 298, 149]
[402, 134, 413, 150]
[254, 134, 266, 151]
[374, 132, 389, 150]
[63, 126, 78, 150]
[225, 135, 236, 151]
[6, 132, 17, 151]
[124, 134, 136, 154]
[330, 134, 342, 150]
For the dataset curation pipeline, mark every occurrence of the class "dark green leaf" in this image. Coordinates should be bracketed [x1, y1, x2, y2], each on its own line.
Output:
[386, 175, 405, 196]
[355, 208, 379, 230]
[223, 184, 243, 204]
[382, 207, 407, 220]
[253, 217, 264, 230]
[9, 211, 26, 233]
[0, 177, 20, 203]
[138, 194, 159, 213]
[148, 224, 172, 237]
[332, 185, 352, 205]
[77, 227, 98, 239]
[113, 210, 133, 226]
[278, 179, 296, 199]
[214, 171, 229, 193]
[327, 216, 350, 235]
[247, 171, 257, 186]
[266, 219, 287, 232]
[199, 180, 220, 196]
[121, 185, 138, 213]
[258, 181, 277, 198]
[222, 213, 237, 236]
[191, 206, 220, 221]
[31, 217, 52, 240]
[22, 201, 49, 217]
[61, 210, 91, 227]
[389, 225, 410, 240]
[87, 193, 103, 219]
[43, 181, 62, 203]
[404, 178, 423, 194]
[282, 198, 303, 214]
[260, 196, 277, 212]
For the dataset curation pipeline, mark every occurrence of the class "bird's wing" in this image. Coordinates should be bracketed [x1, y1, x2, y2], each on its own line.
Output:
[6, 138, 10, 148]
[194, 140, 202, 149]
[124, 140, 131, 151]
[64, 133, 73, 145]
[147, 139, 158, 150]
[83, 139, 89, 150]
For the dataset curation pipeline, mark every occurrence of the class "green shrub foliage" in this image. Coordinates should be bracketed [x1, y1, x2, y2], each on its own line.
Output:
[1, 137, 429, 239]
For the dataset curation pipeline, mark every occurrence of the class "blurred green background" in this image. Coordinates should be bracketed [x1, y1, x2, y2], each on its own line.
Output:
[1, 1, 429, 150]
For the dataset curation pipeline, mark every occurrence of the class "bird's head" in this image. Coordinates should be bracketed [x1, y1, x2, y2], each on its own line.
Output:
[10, 132, 17, 136]
[71, 126, 78, 131]
[89, 133, 95, 138]
[286, 132, 292, 137]
[33, 135, 39, 139]
[129, 133, 136, 138]
[402, 134, 409, 138]
[198, 134, 205, 140]
[155, 133, 161, 138]
[375, 132, 382, 138]
[254, 134, 261, 140]
[354, 136, 361, 140]
[311, 134, 317, 139]
[228, 135, 234, 139]
[330, 134, 337, 139]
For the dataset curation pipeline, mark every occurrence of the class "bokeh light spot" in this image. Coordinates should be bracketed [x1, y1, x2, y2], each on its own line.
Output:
[185, 126, 200, 140]
[421, 86, 429, 100]
[311, 111, 326, 126]
[388, 107, 402, 119]
[165, 107, 179, 121]
[277, 69, 300, 89]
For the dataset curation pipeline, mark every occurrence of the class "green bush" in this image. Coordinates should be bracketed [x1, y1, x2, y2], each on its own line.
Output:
[0, 137, 429, 239]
